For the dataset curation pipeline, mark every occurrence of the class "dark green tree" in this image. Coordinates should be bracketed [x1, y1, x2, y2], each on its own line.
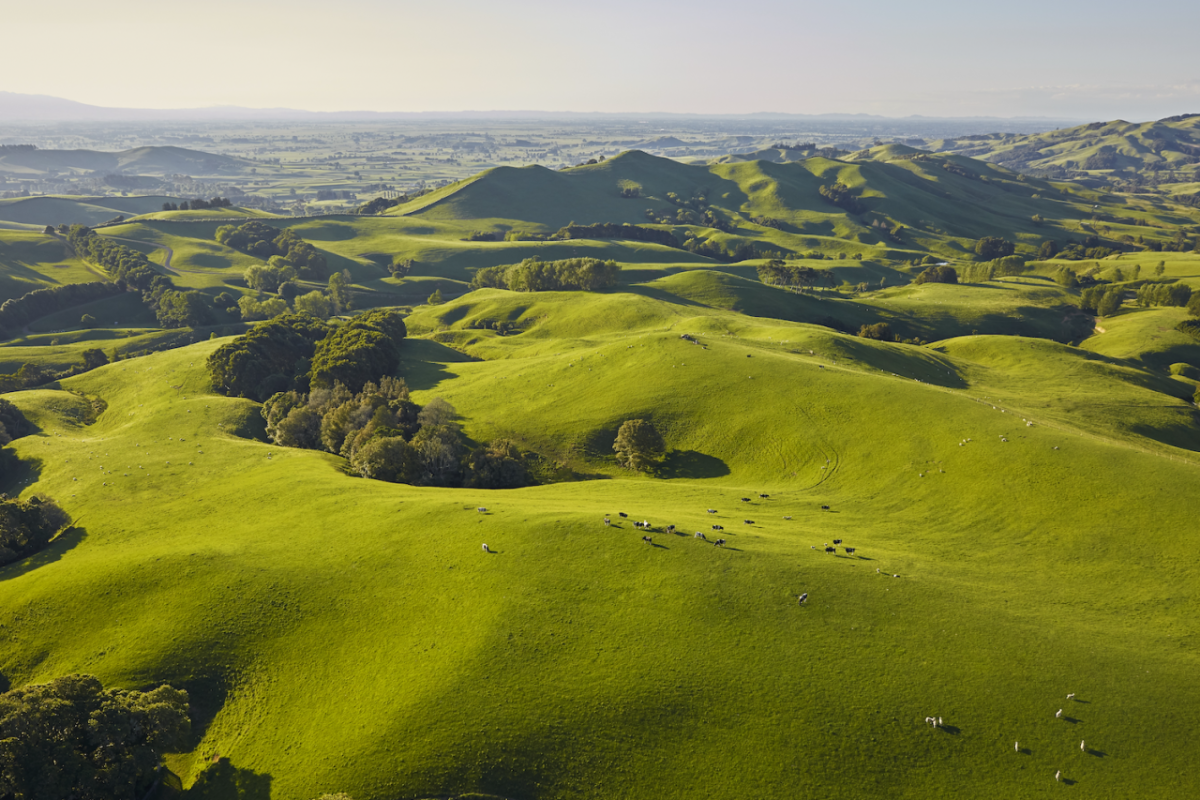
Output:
[0, 674, 189, 800]
[975, 236, 1016, 260]
[82, 348, 109, 371]
[859, 322, 894, 341]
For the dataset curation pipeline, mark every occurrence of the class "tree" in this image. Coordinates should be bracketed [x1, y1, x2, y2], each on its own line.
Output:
[1187, 290, 1200, 317]
[1038, 240, 1059, 259]
[0, 494, 70, 567]
[427, 288, 444, 305]
[0, 674, 189, 800]
[238, 295, 289, 322]
[80, 313, 96, 327]
[308, 309, 406, 393]
[389, 257, 414, 278]
[464, 439, 528, 489]
[613, 419, 664, 472]
[1155, 260, 1166, 277]
[351, 436, 420, 483]
[1096, 288, 1123, 317]
[82, 348, 109, 371]
[294, 291, 333, 319]
[156, 290, 214, 328]
[411, 424, 464, 485]
[975, 236, 1015, 261]
[417, 397, 455, 428]
[328, 271, 352, 313]
[913, 265, 958, 285]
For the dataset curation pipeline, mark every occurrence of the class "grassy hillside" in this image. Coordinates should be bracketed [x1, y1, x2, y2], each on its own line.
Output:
[0, 145, 254, 177]
[0, 195, 179, 227]
[4, 281, 1200, 799]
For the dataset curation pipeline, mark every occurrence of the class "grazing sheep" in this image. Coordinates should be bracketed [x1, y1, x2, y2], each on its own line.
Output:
[707, 509, 718, 514]
[1067, 693, 1075, 699]
[482, 544, 490, 552]
[938, 717, 943, 726]
[1055, 771, 1061, 782]
[1056, 709, 1063, 719]
[1080, 741, 1085, 752]
[1015, 741, 1020, 753]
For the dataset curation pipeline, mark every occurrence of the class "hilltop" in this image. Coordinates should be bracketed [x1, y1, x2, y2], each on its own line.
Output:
[0, 144, 255, 178]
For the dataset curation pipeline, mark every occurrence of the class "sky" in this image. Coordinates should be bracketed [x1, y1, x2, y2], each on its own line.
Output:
[5, 0, 1200, 120]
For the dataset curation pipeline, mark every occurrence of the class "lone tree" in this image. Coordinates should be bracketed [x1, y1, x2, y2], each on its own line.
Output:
[975, 236, 1015, 261]
[613, 419, 664, 472]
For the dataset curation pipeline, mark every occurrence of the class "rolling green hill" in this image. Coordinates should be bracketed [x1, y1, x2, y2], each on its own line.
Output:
[0, 145, 255, 178]
[3, 142, 1200, 800]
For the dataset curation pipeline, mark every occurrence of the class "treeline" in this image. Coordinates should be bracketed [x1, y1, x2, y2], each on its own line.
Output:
[215, 221, 328, 280]
[1136, 281, 1193, 308]
[161, 197, 232, 211]
[65, 225, 214, 328]
[0, 282, 122, 337]
[354, 188, 434, 215]
[471, 257, 620, 292]
[496, 222, 680, 248]
[0, 349, 110, 393]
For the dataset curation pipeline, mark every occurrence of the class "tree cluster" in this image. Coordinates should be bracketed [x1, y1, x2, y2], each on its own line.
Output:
[265, 386, 530, 489]
[756, 260, 833, 290]
[554, 222, 680, 248]
[974, 237, 1016, 260]
[161, 197, 232, 211]
[207, 309, 406, 402]
[613, 419, 664, 472]
[0, 282, 122, 338]
[0, 494, 71, 568]
[471, 257, 620, 292]
[0, 674, 190, 800]
[215, 221, 328, 280]
[1136, 282, 1193, 308]
[1080, 285, 1125, 316]
[913, 265, 958, 285]
[818, 182, 865, 214]
[858, 322, 895, 341]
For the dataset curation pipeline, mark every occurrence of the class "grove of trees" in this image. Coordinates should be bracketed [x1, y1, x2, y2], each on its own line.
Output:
[613, 419, 665, 472]
[0, 493, 71, 568]
[471, 258, 620, 292]
[974, 236, 1016, 260]
[215, 221, 328, 280]
[0, 674, 190, 800]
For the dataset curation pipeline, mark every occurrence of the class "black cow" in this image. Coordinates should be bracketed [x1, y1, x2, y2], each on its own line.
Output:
[744, 519, 754, 525]
[844, 547, 856, 555]
[642, 536, 652, 544]
[825, 546, 836, 553]
[619, 512, 628, 518]
[833, 539, 843, 545]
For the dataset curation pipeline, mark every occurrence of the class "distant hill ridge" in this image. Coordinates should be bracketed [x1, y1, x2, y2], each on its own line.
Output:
[0, 144, 254, 177]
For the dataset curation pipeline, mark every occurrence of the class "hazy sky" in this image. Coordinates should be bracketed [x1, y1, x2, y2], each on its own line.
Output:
[6, 0, 1199, 119]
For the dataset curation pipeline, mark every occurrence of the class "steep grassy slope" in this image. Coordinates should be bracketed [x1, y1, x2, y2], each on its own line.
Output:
[0, 228, 102, 296]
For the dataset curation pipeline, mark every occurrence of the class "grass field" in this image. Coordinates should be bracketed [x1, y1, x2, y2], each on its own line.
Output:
[2, 147, 1200, 800]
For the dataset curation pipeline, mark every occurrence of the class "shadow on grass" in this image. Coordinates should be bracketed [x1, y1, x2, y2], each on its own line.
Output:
[1064, 716, 1082, 724]
[938, 724, 962, 735]
[175, 674, 230, 751]
[0, 526, 88, 583]
[396, 338, 478, 392]
[1086, 748, 1107, 758]
[624, 284, 710, 308]
[1063, 778, 1078, 786]
[658, 450, 730, 479]
[182, 757, 271, 800]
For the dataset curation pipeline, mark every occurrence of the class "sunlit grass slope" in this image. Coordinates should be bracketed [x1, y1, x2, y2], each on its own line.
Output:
[4, 279, 1198, 798]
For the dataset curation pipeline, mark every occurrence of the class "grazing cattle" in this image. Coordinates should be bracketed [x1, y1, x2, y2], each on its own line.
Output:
[604, 517, 611, 526]
[759, 493, 770, 499]
[643, 520, 650, 528]
[666, 525, 676, 533]
[741, 497, 751, 503]
[642, 536, 652, 544]
[695, 532, 706, 539]
[1015, 742, 1020, 753]
[1080, 741, 1085, 752]
[820, 505, 830, 511]
[707, 509, 718, 514]
[482, 544, 490, 553]
[744, 519, 754, 525]
[619, 512, 628, 518]
[938, 717, 943, 726]
[477, 507, 487, 513]
[714, 538, 726, 547]
[844, 547, 856, 555]
[833, 539, 842, 545]
[783, 515, 792, 520]
[825, 546, 836, 553]
[798, 593, 808, 604]
[712, 524, 724, 531]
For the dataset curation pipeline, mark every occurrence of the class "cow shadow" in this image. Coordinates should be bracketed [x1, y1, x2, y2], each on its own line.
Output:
[1063, 778, 1078, 786]
[0, 526, 88, 582]
[1063, 716, 1081, 724]
[1017, 747, 1032, 755]
[1087, 748, 1107, 758]
[938, 725, 962, 735]
[649, 543, 669, 549]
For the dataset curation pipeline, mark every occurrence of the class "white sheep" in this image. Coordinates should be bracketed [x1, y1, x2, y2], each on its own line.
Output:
[482, 543, 490, 553]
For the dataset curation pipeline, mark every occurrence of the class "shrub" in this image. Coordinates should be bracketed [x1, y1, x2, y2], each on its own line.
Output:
[913, 265, 958, 285]
[975, 236, 1015, 260]
[859, 322, 894, 341]
[0, 494, 71, 567]
[471, 257, 620, 292]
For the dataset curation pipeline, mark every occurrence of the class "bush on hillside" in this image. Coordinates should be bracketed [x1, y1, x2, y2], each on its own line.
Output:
[1080, 285, 1124, 315]
[244, 260, 297, 293]
[238, 295, 289, 322]
[1136, 282, 1192, 308]
[0, 399, 33, 446]
[552, 222, 679, 248]
[0, 674, 189, 800]
[463, 439, 529, 489]
[471, 257, 620, 292]
[974, 236, 1015, 261]
[309, 309, 407, 393]
[817, 182, 864, 214]
[613, 419, 665, 472]
[0, 494, 71, 567]
[756, 260, 832, 290]
[1186, 290, 1200, 317]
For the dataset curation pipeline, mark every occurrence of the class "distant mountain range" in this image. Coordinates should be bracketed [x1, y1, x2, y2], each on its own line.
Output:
[0, 144, 253, 177]
[0, 91, 1084, 125]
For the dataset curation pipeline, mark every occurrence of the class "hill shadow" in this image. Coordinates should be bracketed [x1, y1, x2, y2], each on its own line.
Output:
[658, 449, 730, 479]
[175, 674, 230, 750]
[182, 758, 271, 800]
[395, 338, 478, 391]
[624, 284, 709, 308]
[0, 526, 87, 582]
